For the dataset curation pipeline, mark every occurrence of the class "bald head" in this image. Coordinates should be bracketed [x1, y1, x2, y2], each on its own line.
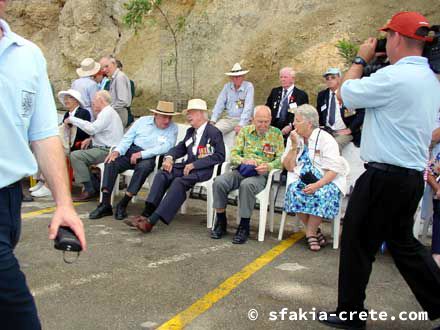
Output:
[253, 105, 272, 135]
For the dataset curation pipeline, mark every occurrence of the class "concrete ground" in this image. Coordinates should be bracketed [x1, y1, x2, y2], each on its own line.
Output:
[17, 187, 438, 330]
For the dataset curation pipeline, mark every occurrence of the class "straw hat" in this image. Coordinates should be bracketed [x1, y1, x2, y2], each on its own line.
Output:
[182, 99, 209, 114]
[149, 101, 179, 116]
[57, 89, 85, 108]
[225, 63, 249, 76]
[76, 58, 101, 77]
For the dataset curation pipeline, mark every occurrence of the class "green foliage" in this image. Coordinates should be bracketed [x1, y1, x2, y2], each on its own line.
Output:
[336, 39, 359, 67]
[123, 0, 160, 30]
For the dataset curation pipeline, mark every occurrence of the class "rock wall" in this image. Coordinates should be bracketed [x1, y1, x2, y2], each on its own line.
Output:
[5, 0, 440, 115]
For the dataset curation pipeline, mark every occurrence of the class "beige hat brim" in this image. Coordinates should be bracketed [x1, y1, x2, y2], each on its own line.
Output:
[182, 108, 209, 115]
[149, 109, 180, 116]
[76, 63, 101, 77]
[225, 70, 249, 76]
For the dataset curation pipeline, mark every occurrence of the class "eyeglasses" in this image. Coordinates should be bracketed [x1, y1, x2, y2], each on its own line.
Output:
[325, 75, 338, 81]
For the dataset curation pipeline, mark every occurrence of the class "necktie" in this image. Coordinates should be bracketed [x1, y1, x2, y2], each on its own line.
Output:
[279, 88, 289, 122]
[191, 129, 198, 156]
[328, 92, 336, 126]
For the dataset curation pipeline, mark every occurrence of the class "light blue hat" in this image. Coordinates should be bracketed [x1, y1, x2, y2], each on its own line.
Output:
[323, 67, 341, 77]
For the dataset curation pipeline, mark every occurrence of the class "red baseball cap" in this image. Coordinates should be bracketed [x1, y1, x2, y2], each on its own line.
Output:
[379, 11, 432, 41]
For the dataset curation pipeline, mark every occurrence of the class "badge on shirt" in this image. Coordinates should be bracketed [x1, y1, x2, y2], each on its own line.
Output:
[185, 137, 194, 147]
[236, 99, 245, 109]
[21, 90, 35, 119]
[288, 102, 298, 113]
[321, 104, 327, 111]
[263, 143, 275, 159]
[344, 108, 356, 118]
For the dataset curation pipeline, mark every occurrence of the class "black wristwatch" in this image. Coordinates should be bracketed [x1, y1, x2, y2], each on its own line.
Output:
[352, 56, 368, 67]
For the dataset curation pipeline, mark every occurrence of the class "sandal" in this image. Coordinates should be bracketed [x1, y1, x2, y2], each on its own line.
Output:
[306, 236, 321, 251]
[316, 228, 327, 247]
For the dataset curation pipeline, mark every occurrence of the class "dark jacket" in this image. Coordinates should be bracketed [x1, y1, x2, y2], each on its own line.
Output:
[166, 123, 225, 181]
[316, 88, 365, 146]
[62, 107, 91, 150]
[266, 86, 309, 133]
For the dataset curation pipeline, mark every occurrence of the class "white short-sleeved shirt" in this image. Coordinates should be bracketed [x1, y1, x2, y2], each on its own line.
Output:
[0, 19, 58, 188]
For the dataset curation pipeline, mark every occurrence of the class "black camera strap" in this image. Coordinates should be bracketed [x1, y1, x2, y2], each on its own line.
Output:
[311, 128, 322, 167]
[62, 251, 80, 264]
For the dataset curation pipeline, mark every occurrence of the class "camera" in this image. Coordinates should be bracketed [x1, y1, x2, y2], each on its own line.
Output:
[54, 226, 82, 252]
[363, 25, 440, 76]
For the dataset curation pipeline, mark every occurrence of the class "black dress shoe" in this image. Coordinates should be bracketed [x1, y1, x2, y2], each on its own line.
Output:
[89, 203, 113, 219]
[114, 202, 128, 220]
[232, 225, 249, 244]
[210, 217, 227, 239]
[318, 311, 366, 330]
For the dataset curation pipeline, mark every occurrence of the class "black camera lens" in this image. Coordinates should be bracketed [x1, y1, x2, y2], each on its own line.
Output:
[375, 38, 387, 53]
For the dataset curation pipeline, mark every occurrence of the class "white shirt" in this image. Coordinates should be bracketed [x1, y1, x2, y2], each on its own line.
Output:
[327, 90, 347, 131]
[192, 121, 208, 155]
[69, 105, 124, 147]
[282, 128, 348, 195]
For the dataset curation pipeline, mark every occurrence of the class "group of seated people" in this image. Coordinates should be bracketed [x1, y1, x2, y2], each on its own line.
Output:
[30, 61, 363, 251]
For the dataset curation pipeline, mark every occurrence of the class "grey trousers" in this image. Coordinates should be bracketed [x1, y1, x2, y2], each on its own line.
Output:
[70, 147, 109, 183]
[213, 170, 268, 219]
[114, 107, 128, 127]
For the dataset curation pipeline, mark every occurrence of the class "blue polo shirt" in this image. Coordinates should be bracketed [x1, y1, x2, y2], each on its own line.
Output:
[0, 19, 58, 188]
[341, 56, 440, 171]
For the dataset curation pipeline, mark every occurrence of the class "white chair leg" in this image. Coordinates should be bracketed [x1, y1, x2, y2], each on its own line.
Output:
[180, 191, 189, 214]
[422, 216, 432, 241]
[206, 185, 214, 228]
[258, 200, 268, 242]
[99, 168, 105, 203]
[332, 209, 342, 249]
[278, 211, 287, 240]
[269, 189, 275, 233]
[413, 207, 423, 238]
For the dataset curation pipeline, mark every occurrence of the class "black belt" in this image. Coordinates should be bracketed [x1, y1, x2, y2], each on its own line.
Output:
[365, 162, 422, 176]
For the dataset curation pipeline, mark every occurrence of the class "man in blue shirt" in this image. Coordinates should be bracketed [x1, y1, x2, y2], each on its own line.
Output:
[320, 12, 440, 329]
[0, 1, 86, 328]
[210, 63, 254, 135]
[89, 101, 178, 220]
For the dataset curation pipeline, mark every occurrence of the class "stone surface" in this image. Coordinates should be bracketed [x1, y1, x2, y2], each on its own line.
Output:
[5, 0, 440, 114]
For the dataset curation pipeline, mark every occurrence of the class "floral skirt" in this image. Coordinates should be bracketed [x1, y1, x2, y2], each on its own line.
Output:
[284, 179, 341, 219]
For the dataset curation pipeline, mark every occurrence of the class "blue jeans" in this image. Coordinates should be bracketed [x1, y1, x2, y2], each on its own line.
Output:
[0, 182, 40, 329]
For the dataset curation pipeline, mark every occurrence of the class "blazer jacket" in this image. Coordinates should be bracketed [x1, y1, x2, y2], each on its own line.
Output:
[266, 86, 309, 132]
[166, 123, 225, 181]
[62, 107, 91, 149]
[316, 88, 365, 146]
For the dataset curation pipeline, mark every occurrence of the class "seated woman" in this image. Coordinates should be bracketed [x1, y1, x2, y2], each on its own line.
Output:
[282, 104, 348, 251]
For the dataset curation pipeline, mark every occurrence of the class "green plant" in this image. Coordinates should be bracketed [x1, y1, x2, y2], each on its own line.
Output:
[336, 39, 359, 68]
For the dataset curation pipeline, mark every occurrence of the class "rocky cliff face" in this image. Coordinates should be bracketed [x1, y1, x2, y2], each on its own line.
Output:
[5, 0, 440, 114]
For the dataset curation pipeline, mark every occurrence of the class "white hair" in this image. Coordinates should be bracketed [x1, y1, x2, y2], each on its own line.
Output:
[95, 90, 112, 105]
[253, 105, 272, 117]
[280, 67, 296, 77]
[294, 104, 319, 128]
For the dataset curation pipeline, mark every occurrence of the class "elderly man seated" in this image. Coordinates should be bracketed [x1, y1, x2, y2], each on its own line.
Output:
[126, 99, 225, 233]
[89, 101, 178, 220]
[66, 90, 124, 201]
[211, 105, 285, 244]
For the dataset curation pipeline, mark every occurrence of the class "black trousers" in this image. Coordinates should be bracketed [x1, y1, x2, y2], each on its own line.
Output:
[0, 182, 40, 329]
[337, 166, 440, 320]
[101, 145, 156, 199]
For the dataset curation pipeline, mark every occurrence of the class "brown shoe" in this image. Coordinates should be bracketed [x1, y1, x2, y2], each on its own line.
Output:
[136, 217, 154, 233]
[73, 191, 98, 202]
[123, 215, 143, 228]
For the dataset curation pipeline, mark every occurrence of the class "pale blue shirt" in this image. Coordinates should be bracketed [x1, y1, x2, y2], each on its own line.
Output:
[71, 76, 99, 120]
[0, 20, 58, 188]
[341, 56, 440, 171]
[211, 81, 254, 126]
[115, 116, 178, 159]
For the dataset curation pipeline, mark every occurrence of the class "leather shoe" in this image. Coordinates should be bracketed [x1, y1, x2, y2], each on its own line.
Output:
[318, 311, 366, 329]
[73, 191, 98, 202]
[136, 216, 154, 233]
[114, 202, 128, 220]
[89, 203, 113, 219]
[211, 217, 227, 239]
[232, 225, 249, 244]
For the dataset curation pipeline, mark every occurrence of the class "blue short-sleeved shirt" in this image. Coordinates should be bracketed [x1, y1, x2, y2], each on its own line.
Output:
[0, 19, 58, 188]
[341, 56, 440, 171]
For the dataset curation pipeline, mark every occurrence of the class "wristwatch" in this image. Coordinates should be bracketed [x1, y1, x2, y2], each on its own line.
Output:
[352, 56, 368, 67]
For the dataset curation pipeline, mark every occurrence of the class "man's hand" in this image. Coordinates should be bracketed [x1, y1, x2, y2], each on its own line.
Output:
[49, 205, 87, 251]
[64, 118, 72, 125]
[281, 125, 292, 136]
[162, 158, 173, 173]
[81, 138, 91, 150]
[183, 163, 195, 176]
[358, 37, 377, 63]
[130, 152, 142, 165]
[303, 182, 321, 195]
[234, 125, 242, 134]
[105, 150, 120, 163]
[336, 128, 352, 136]
[242, 159, 258, 166]
[255, 163, 269, 175]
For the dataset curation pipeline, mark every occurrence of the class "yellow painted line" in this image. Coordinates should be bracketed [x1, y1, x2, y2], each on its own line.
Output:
[22, 202, 85, 219]
[157, 231, 305, 330]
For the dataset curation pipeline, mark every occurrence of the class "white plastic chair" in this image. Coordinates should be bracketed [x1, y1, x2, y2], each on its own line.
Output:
[278, 157, 350, 249]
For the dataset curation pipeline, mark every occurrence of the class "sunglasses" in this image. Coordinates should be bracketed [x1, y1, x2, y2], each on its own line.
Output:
[325, 75, 338, 81]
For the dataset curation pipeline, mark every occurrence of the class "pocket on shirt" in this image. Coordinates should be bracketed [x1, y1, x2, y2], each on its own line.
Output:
[15, 88, 36, 128]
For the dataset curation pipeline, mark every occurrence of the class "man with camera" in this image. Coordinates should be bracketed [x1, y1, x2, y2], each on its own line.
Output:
[0, 0, 86, 328]
[320, 12, 440, 329]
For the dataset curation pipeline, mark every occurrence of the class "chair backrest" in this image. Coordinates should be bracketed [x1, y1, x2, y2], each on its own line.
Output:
[176, 123, 190, 144]
[340, 156, 350, 195]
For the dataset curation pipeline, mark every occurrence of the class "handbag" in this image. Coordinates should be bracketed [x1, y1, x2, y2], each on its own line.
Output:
[237, 164, 258, 177]
[300, 129, 321, 185]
